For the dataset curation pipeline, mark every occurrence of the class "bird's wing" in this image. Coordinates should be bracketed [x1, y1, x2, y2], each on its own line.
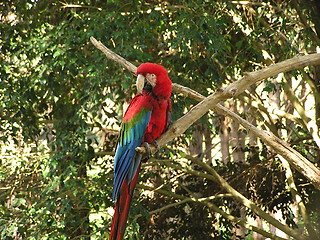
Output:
[112, 94, 152, 201]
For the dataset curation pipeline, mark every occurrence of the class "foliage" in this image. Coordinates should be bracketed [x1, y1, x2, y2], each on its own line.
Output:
[1, 0, 320, 239]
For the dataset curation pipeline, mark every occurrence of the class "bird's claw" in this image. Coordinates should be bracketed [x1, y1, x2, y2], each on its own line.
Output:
[141, 142, 152, 158]
[136, 141, 160, 159]
[151, 140, 160, 152]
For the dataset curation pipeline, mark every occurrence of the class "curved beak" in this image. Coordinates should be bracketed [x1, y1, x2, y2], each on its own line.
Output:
[136, 74, 145, 93]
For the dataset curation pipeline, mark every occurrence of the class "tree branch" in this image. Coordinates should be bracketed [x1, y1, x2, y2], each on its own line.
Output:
[283, 77, 320, 148]
[90, 36, 136, 75]
[279, 156, 318, 239]
[157, 52, 320, 151]
[137, 183, 290, 240]
[156, 156, 305, 240]
[184, 155, 306, 240]
[215, 103, 320, 190]
[89, 36, 320, 189]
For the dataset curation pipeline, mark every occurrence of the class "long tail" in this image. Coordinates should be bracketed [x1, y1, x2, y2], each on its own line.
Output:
[109, 164, 141, 240]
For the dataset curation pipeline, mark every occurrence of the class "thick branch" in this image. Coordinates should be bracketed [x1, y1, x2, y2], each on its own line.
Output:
[89, 37, 320, 188]
[172, 88, 320, 190]
[90, 37, 320, 239]
[90, 37, 136, 75]
[90, 37, 320, 189]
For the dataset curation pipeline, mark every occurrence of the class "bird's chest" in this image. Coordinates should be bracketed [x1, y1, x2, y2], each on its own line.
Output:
[151, 99, 168, 124]
[144, 99, 169, 142]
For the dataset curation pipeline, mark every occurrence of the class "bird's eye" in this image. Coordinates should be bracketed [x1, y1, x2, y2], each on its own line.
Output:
[150, 74, 156, 78]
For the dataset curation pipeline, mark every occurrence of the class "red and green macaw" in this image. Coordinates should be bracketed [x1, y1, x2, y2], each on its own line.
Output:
[109, 63, 172, 240]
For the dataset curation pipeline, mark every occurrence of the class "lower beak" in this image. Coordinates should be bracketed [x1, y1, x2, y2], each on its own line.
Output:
[136, 74, 145, 93]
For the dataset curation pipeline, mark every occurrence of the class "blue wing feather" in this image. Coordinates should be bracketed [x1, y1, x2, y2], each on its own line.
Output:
[112, 109, 152, 201]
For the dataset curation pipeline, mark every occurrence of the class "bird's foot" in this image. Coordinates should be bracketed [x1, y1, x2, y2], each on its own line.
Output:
[141, 142, 152, 158]
[151, 140, 160, 152]
[136, 141, 160, 159]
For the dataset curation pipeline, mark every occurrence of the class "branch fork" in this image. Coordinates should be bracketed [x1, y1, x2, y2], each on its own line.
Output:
[89, 36, 320, 188]
[90, 36, 320, 239]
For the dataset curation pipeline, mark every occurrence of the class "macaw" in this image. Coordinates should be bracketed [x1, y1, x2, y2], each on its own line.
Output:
[109, 63, 172, 240]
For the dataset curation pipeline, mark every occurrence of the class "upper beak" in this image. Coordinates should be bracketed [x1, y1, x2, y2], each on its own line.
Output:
[136, 74, 145, 93]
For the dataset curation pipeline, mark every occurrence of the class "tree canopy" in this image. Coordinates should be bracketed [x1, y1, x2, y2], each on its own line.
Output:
[1, 0, 320, 239]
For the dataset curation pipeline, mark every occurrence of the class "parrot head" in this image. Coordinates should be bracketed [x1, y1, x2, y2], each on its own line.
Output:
[136, 63, 172, 99]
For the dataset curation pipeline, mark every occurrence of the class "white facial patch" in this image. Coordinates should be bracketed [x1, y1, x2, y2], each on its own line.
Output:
[145, 73, 157, 87]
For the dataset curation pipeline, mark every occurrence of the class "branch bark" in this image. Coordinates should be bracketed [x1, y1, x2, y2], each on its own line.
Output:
[90, 37, 136, 75]
[89, 36, 320, 189]
[90, 37, 320, 239]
